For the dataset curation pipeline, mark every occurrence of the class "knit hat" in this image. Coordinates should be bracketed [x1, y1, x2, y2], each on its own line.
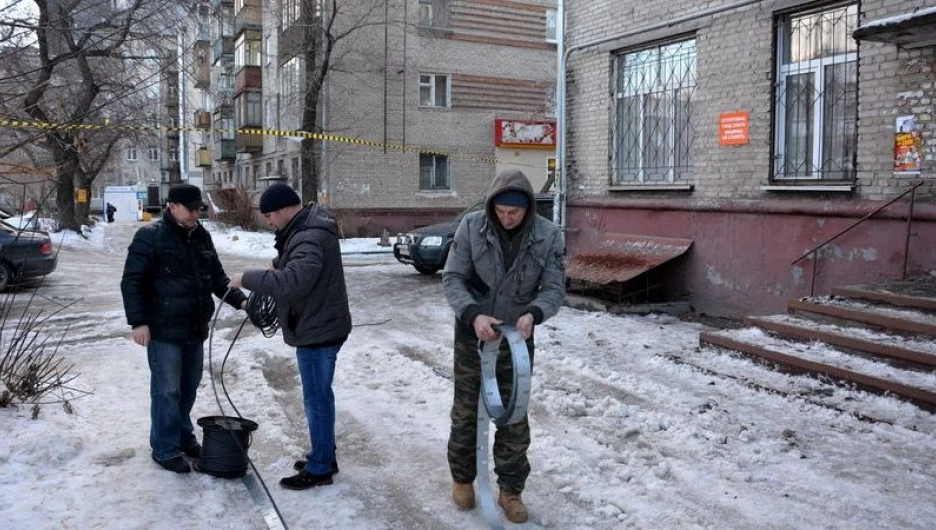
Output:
[259, 183, 301, 214]
[492, 189, 529, 209]
[167, 184, 205, 210]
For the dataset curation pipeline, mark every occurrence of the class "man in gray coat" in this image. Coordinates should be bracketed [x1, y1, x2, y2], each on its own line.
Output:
[442, 169, 565, 523]
[230, 183, 352, 490]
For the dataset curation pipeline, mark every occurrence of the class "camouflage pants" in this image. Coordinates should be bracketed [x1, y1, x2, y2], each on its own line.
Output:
[448, 333, 535, 494]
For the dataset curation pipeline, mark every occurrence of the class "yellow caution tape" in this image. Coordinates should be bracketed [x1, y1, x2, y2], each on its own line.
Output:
[0, 116, 552, 168]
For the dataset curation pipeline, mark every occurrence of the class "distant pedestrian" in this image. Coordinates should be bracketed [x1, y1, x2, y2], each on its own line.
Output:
[441, 169, 565, 523]
[106, 203, 116, 223]
[230, 183, 352, 490]
[121, 183, 248, 474]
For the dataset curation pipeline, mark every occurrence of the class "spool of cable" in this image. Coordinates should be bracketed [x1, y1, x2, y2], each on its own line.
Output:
[246, 291, 279, 337]
[475, 325, 531, 530]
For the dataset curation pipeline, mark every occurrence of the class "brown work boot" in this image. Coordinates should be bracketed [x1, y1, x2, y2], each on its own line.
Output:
[498, 489, 528, 523]
[452, 482, 475, 510]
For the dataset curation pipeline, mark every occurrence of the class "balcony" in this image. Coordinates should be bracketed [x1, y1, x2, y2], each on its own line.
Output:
[235, 131, 262, 153]
[234, 0, 261, 34]
[213, 103, 233, 120]
[212, 37, 233, 64]
[196, 148, 212, 167]
[193, 41, 211, 89]
[213, 88, 233, 109]
[214, 139, 236, 161]
[234, 65, 261, 94]
[162, 161, 181, 173]
[194, 110, 211, 128]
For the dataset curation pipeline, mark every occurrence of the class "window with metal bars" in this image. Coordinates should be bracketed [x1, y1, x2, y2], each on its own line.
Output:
[613, 39, 696, 186]
[773, 3, 858, 181]
[419, 154, 450, 191]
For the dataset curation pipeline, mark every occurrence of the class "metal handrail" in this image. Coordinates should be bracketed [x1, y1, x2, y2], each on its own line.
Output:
[792, 180, 924, 296]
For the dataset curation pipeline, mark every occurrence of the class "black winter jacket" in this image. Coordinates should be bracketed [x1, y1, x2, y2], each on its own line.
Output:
[121, 210, 246, 343]
[241, 204, 351, 347]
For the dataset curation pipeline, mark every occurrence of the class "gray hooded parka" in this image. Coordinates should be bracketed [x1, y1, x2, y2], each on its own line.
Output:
[442, 170, 565, 337]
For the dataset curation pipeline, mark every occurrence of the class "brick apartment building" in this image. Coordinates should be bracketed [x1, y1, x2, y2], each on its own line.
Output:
[560, 0, 936, 316]
[195, 0, 558, 236]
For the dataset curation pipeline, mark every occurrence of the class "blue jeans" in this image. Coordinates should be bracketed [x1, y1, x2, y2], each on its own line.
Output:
[147, 340, 203, 461]
[296, 344, 341, 474]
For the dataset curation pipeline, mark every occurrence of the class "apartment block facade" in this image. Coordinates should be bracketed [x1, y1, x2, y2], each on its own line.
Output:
[562, 0, 936, 316]
[194, 0, 557, 236]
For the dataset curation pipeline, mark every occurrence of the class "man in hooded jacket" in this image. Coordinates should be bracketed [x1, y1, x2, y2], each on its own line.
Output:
[230, 183, 352, 490]
[442, 169, 565, 523]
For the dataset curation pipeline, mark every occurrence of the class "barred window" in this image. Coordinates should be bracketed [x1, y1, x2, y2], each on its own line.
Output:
[419, 154, 450, 191]
[613, 39, 696, 186]
[774, 3, 857, 181]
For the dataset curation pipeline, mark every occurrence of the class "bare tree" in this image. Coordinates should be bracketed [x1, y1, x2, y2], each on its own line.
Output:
[293, 0, 387, 204]
[0, 0, 192, 230]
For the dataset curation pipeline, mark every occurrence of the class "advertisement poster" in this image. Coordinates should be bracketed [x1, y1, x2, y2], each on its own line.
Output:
[894, 115, 924, 174]
[494, 119, 556, 148]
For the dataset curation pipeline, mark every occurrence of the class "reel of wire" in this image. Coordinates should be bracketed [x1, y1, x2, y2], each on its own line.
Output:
[246, 291, 279, 338]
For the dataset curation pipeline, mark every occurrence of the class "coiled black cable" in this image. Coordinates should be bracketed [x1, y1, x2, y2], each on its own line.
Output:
[246, 291, 279, 338]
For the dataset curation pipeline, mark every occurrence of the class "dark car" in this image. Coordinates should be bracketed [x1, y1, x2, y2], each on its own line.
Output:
[393, 194, 554, 275]
[0, 220, 58, 290]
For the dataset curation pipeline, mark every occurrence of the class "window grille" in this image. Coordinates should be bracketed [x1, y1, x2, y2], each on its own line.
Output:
[773, 3, 857, 181]
[613, 39, 696, 185]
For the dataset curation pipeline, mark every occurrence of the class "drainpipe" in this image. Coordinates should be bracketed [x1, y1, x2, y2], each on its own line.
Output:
[178, 33, 187, 181]
[552, 0, 564, 227]
[555, 0, 766, 243]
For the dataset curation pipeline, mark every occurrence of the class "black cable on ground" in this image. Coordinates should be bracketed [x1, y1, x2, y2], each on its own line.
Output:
[207, 288, 289, 530]
[203, 286, 394, 529]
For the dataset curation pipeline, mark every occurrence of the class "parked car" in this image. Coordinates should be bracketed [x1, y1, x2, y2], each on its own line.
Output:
[393, 194, 554, 275]
[0, 220, 58, 290]
[5, 211, 59, 233]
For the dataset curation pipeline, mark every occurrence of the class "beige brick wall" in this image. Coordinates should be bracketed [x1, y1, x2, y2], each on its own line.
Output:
[238, 0, 557, 213]
[565, 0, 936, 202]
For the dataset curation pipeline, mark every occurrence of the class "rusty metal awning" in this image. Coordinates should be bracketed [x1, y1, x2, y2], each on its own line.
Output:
[853, 7, 936, 49]
[567, 234, 693, 285]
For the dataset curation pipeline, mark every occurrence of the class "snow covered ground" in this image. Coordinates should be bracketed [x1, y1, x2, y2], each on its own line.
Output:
[1, 220, 935, 530]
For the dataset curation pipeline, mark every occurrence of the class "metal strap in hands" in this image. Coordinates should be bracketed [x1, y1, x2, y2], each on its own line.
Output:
[476, 325, 532, 530]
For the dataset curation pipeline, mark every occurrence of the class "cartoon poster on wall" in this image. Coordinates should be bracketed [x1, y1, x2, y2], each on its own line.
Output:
[894, 115, 924, 174]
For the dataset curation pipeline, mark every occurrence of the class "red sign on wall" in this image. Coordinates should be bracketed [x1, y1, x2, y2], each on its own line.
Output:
[494, 119, 557, 149]
[719, 111, 749, 146]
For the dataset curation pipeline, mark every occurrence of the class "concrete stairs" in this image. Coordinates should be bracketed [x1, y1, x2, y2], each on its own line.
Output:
[699, 278, 936, 413]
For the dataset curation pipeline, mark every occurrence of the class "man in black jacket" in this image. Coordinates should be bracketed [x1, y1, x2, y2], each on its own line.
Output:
[121, 183, 247, 474]
[230, 183, 352, 490]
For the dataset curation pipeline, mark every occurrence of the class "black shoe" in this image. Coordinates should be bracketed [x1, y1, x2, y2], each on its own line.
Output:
[152, 455, 191, 474]
[293, 459, 339, 474]
[182, 444, 201, 459]
[280, 470, 334, 490]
